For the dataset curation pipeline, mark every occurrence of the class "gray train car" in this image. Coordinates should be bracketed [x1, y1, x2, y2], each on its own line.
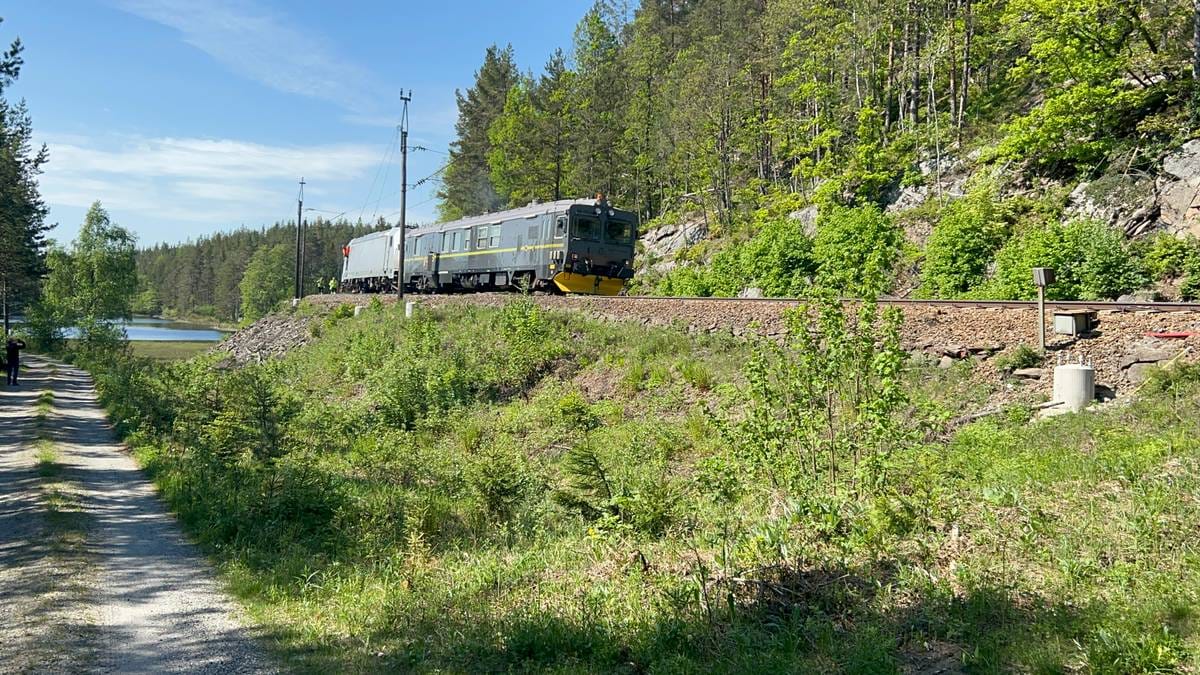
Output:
[340, 198, 637, 295]
[339, 228, 398, 292]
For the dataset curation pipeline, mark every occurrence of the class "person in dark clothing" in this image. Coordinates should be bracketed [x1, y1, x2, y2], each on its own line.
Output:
[6, 337, 26, 385]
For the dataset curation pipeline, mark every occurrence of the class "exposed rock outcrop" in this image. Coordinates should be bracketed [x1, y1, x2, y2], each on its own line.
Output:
[1158, 139, 1200, 238]
[1066, 174, 1160, 236]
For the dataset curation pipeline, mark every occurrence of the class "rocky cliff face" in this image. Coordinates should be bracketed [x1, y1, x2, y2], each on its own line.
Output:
[634, 138, 1200, 295]
[1061, 140, 1200, 239]
[1158, 140, 1200, 237]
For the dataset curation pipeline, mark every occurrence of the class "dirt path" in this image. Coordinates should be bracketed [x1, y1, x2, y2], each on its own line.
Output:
[0, 356, 273, 674]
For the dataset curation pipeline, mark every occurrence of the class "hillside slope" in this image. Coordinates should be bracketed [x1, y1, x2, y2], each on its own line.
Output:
[82, 299, 1200, 672]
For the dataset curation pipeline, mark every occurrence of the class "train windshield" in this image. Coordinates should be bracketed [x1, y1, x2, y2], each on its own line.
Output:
[605, 219, 634, 244]
[572, 215, 600, 241]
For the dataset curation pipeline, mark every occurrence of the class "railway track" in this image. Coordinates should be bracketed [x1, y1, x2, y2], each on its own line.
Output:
[583, 295, 1200, 313]
[319, 291, 1200, 313]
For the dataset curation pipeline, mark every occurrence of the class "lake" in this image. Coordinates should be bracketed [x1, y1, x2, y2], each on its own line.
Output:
[56, 317, 230, 342]
[124, 318, 229, 342]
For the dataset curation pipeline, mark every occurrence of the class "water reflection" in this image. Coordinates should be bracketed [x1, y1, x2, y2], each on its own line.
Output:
[68, 317, 229, 342]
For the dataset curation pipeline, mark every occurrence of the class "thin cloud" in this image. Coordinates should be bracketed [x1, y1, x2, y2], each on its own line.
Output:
[47, 135, 380, 182]
[38, 134, 380, 238]
[115, 0, 380, 112]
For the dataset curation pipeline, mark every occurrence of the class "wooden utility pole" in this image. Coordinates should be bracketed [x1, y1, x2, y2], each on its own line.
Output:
[294, 177, 305, 300]
[397, 90, 411, 301]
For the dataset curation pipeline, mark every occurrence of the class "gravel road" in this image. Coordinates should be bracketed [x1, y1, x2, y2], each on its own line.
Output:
[0, 356, 274, 674]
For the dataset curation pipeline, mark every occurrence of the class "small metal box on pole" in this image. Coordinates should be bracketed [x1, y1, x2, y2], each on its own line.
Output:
[1032, 267, 1055, 354]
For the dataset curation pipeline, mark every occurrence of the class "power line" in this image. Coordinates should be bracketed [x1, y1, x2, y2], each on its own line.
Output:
[356, 128, 399, 224]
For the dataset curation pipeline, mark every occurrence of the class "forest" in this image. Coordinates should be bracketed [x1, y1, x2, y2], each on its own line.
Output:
[135, 219, 383, 322]
[435, 0, 1200, 300]
[129, 0, 1200, 316]
[136, 0, 1200, 314]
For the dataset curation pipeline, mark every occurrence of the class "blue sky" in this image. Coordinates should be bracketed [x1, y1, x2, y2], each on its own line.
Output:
[3, 0, 594, 246]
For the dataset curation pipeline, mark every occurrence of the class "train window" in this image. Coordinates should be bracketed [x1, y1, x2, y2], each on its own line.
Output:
[460, 229, 470, 251]
[606, 220, 633, 243]
[554, 217, 567, 239]
[475, 225, 490, 250]
[573, 216, 599, 241]
[489, 224, 502, 248]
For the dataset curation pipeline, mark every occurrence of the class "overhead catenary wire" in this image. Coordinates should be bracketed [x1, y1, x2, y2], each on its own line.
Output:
[356, 128, 399, 224]
[361, 160, 452, 223]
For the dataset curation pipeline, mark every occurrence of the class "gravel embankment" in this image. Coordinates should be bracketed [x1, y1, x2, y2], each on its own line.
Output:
[240, 293, 1200, 401]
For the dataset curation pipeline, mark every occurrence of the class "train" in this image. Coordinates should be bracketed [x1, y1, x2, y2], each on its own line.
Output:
[339, 197, 638, 296]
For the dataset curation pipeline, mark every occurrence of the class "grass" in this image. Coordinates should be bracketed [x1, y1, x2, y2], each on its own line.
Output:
[35, 438, 60, 479]
[129, 340, 213, 361]
[84, 300, 1200, 672]
[34, 390, 54, 427]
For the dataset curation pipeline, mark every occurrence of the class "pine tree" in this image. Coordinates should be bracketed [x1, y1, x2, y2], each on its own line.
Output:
[569, 8, 626, 200]
[0, 18, 51, 336]
[437, 45, 519, 219]
[489, 50, 577, 205]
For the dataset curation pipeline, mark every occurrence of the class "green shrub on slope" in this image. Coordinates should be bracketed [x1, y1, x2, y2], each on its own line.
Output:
[985, 219, 1144, 300]
[921, 190, 1009, 297]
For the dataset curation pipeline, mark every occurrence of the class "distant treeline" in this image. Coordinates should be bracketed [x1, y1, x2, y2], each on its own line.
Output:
[136, 219, 385, 321]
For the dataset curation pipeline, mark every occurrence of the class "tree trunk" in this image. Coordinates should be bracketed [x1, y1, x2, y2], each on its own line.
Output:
[910, 0, 921, 127]
[1194, 0, 1200, 80]
[900, 11, 911, 126]
[959, 0, 972, 134]
[885, 24, 896, 129]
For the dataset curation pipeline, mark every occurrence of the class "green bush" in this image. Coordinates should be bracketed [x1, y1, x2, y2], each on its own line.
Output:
[985, 219, 1144, 300]
[467, 444, 537, 522]
[654, 215, 813, 298]
[368, 317, 473, 429]
[739, 216, 815, 296]
[491, 298, 567, 393]
[1182, 256, 1200, 300]
[812, 203, 902, 296]
[719, 295, 909, 491]
[1134, 233, 1199, 281]
[993, 83, 1133, 171]
[921, 190, 1008, 297]
[993, 344, 1042, 373]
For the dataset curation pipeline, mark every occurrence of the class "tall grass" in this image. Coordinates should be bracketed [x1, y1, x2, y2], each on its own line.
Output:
[80, 298, 1200, 672]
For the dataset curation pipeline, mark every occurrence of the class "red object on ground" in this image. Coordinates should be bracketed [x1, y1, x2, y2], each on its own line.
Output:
[1145, 332, 1200, 339]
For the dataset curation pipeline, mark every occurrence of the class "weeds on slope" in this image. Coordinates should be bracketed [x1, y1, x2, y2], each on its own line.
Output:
[80, 297, 1200, 672]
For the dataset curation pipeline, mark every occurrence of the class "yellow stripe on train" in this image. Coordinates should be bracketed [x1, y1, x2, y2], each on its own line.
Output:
[551, 272, 627, 296]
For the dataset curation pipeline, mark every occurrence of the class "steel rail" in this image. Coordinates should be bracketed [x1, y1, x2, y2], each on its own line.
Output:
[321, 291, 1200, 313]
[591, 295, 1200, 312]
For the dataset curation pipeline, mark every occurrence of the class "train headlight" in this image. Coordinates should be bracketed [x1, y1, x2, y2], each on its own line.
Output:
[571, 253, 578, 261]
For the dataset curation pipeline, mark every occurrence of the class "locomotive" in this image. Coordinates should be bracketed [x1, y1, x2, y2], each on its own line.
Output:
[340, 197, 637, 295]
